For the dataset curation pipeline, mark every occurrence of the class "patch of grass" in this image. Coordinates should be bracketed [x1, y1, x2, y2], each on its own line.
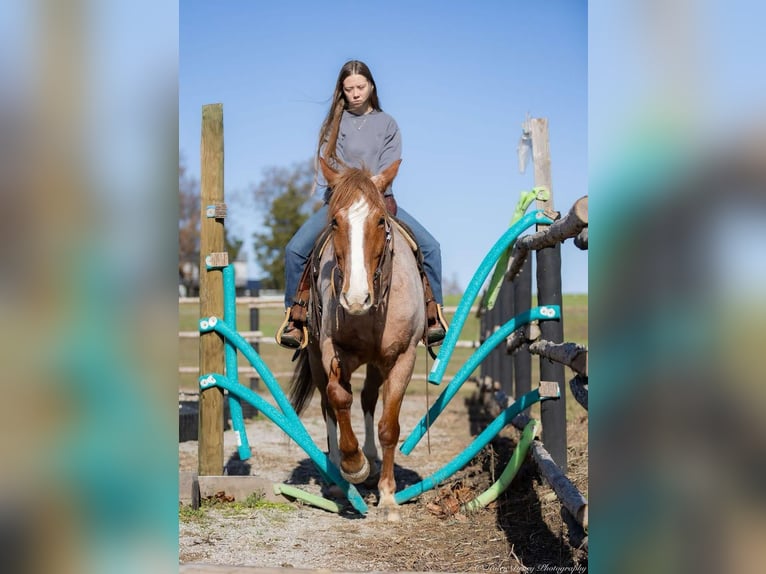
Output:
[241, 492, 295, 511]
[178, 492, 295, 523]
[179, 504, 207, 523]
[202, 491, 295, 514]
[180, 491, 295, 521]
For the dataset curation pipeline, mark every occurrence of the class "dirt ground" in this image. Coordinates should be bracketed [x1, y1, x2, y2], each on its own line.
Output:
[179, 380, 588, 573]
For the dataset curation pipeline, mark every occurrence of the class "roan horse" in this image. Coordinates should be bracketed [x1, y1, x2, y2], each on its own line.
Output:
[289, 158, 425, 520]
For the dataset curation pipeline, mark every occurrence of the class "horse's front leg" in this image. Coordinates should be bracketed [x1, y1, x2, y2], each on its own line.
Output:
[326, 355, 369, 484]
[377, 348, 418, 521]
[361, 364, 384, 485]
[319, 390, 341, 469]
[319, 394, 347, 499]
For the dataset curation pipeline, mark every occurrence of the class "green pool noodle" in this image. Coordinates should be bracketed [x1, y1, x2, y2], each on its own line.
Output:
[483, 187, 548, 311]
[461, 419, 540, 512]
[273, 484, 342, 513]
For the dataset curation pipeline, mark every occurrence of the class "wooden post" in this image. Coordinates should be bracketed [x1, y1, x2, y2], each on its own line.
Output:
[198, 104, 225, 476]
[478, 303, 492, 387]
[513, 257, 533, 413]
[486, 304, 496, 386]
[499, 280, 514, 396]
[529, 117, 567, 472]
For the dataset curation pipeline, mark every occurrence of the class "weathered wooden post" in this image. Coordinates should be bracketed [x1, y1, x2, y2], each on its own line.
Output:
[529, 117, 567, 472]
[513, 257, 533, 413]
[499, 280, 514, 396]
[198, 103, 226, 476]
[478, 301, 490, 386]
[489, 299, 501, 386]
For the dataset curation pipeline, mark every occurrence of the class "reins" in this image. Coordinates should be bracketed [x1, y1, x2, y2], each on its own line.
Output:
[371, 219, 394, 307]
[424, 347, 432, 455]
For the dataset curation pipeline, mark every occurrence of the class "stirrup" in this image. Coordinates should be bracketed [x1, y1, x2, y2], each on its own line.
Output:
[275, 309, 308, 350]
[426, 325, 446, 347]
[426, 303, 448, 348]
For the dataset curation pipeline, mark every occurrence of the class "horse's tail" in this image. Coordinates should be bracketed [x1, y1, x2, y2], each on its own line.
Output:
[288, 348, 315, 416]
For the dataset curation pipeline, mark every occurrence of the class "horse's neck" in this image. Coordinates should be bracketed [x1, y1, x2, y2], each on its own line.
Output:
[312, 228, 425, 350]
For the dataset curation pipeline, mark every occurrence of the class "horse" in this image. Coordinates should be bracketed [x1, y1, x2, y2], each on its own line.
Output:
[288, 157, 425, 521]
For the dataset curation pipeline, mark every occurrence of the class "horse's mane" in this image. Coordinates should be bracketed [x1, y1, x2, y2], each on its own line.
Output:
[328, 166, 387, 215]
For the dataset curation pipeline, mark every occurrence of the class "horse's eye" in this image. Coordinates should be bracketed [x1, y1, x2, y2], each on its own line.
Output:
[378, 216, 385, 226]
[331, 218, 338, 228]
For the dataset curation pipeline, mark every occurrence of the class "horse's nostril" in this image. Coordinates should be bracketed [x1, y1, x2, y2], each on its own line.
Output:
[364, 293, 371, 306]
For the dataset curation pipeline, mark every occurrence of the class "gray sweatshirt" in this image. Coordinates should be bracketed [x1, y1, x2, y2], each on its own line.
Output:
[319, 109, 402, 200]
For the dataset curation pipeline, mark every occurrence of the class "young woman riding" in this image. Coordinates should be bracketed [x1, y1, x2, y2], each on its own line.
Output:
[277, 59, 448, 350]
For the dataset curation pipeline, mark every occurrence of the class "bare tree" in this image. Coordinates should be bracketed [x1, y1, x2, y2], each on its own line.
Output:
[179, 155, 199, 266]
[179, 154, 242, 293]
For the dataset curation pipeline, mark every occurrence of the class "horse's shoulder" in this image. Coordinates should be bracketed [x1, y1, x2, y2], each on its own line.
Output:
[390, 218, 418, 252]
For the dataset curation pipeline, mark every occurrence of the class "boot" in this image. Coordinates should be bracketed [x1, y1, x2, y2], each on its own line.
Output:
[422, 273, 448, 347]
[426, 300, 448, 347]
[276, 262, 313, 350]
[275, 304, 308, 350]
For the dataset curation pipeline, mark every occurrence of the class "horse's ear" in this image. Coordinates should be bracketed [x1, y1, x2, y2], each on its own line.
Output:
[372, 159, 402, 193]
[319, 156, 339, 187]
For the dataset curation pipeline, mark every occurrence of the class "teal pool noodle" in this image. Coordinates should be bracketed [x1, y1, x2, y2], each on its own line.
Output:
[221, 264, 251, 461]
[428, 210, 554, 386]
[201, 371, 335, 490]
[401, 305, 560, 456]
[394, 387, 552, 505]
[199, 317, 297, 424]
[200, 373, 368, 515]
[199, 317, 369, 514]
[200, 317, 324, 474]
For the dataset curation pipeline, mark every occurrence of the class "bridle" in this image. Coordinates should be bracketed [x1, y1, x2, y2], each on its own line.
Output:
[331, 215, 394, 310]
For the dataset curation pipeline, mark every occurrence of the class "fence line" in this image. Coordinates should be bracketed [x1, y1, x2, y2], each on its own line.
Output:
[180, 296, 471, 315]
[471, 117, 588, 551]
[179, 301, 479, 377]
[180, 365, 432, 381]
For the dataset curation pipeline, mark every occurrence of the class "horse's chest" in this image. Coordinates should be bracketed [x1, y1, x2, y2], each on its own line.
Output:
[330, 319, 379, 349]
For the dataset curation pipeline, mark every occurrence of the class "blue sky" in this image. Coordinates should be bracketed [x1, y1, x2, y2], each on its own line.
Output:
[180, 1, 588, 294]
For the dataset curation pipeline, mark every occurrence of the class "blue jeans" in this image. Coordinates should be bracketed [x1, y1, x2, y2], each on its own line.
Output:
[284, 204, 443, 308]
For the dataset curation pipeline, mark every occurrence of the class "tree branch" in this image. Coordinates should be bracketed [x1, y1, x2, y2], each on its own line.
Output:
[528, 340, 588, 376]
[506, 196, 588, 282]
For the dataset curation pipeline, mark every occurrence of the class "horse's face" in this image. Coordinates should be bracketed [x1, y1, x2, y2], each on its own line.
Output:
[321, 157, 401, 316]
[331, 194, 388, 315]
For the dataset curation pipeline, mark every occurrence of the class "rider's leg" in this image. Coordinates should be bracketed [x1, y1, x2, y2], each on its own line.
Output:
[277, 206, 328, 349]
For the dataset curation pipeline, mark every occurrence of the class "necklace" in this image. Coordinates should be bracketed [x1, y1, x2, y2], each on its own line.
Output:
[352, 115, 368, 130]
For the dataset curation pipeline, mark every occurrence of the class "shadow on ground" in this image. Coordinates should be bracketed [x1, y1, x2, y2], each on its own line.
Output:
[464, 390, 587, 569]
[282, 456, 424, 494]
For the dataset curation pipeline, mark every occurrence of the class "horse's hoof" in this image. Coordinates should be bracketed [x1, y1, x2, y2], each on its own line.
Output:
[378, 493, 401, 521]
[324, 484, 344, 499]
[340, 456, 370, 484]
[386, 508, 401, 522]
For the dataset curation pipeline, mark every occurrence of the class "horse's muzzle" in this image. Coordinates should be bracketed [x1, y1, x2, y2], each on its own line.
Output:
[341, 291, 372, 315]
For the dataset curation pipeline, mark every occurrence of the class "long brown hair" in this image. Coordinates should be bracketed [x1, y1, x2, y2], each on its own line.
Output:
[316, 60, 382, 172]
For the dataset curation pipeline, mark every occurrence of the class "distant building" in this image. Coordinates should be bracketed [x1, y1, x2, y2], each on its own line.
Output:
[179, 260, 258, 297]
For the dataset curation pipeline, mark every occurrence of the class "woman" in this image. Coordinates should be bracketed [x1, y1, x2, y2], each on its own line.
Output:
[277, 59, 447, 349]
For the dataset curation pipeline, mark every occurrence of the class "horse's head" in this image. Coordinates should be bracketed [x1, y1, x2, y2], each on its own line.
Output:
[320, 157, 401, 315]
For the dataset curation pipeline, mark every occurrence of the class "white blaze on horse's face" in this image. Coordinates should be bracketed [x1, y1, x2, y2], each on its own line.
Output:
[341, 197, 373, 314]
